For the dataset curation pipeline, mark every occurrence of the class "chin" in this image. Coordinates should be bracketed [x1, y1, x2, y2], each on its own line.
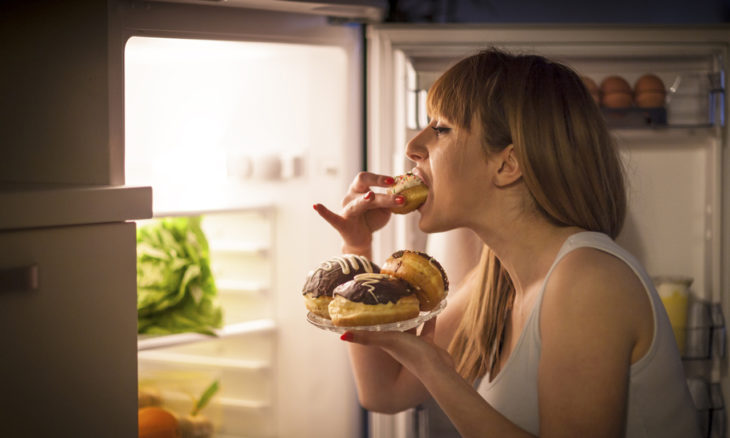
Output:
[417, 213, 452, 234]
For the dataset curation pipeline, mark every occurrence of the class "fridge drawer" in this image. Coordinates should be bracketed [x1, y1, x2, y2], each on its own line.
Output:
[0, 222, 138, 437]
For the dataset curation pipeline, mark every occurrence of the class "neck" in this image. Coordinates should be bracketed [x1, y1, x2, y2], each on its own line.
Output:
[473, 211, 583, 298]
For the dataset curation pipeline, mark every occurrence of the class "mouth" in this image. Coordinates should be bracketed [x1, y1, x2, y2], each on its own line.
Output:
[410, 168, 428, 188]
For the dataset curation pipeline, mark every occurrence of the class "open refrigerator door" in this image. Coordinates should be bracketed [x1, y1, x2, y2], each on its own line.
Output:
[121, 2, 370, 436]
[367, 25, 728, 438]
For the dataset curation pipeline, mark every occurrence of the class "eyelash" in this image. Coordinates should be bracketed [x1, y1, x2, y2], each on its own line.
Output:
[431, 126, 451, 136]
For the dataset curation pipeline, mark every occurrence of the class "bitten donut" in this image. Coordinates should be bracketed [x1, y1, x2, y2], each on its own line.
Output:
[389, 172, 428, 214]
[380, 250, 448, 311]
[328, 273, 420, 327]
[302, 255, 379, 319]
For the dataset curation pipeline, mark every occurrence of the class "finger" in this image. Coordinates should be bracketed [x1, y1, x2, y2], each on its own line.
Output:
[349, 172, 397, 194]
[419, 317, 437, 340]
[340, 330, 402, 347]
[342, 191, 378, 218]
[341, 330, 368, 344]
[313, 203, 346, 231]
[344, 192, 406, 220]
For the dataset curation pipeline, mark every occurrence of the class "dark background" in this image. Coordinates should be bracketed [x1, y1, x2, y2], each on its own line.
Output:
[384, 0, 730, 23]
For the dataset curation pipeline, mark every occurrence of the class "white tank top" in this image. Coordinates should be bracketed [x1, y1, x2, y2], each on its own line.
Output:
[476, 231, 700, 437]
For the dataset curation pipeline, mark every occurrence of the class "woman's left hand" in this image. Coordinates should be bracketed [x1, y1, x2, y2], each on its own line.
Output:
[340, 318, 455, 380]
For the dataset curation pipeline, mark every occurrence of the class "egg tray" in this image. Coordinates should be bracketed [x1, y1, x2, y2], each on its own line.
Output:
[600, 107, 667, 129]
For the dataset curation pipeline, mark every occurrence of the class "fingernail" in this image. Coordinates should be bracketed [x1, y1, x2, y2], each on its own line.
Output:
[340, 331, 354, 342]
[395, 195, 405, 204]
[313, 204, 319, 210]
[364, 191, 374, 200]
[384, 177, 395, 185]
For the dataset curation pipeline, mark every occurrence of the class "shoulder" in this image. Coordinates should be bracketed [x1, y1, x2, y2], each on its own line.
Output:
[547, 246, 646, 303]
[539, 246, 651, 343]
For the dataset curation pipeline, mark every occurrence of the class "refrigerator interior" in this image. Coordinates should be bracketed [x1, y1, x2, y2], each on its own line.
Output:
[366, 28, 727, 438]
[125, 35, 363, 437]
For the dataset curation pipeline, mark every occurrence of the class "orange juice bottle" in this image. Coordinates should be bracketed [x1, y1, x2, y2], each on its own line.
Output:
[654, 276, 693, 355]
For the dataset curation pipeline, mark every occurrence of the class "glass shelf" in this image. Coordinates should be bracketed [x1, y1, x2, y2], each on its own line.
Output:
[137, 319, 276, 351]
[138, 350, 270, 370]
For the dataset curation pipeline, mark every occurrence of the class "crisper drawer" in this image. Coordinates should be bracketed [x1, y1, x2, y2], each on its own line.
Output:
[0, 222, 138, 437]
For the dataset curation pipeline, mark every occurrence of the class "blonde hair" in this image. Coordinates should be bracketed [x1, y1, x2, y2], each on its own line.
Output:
[429, 48, 627, 382]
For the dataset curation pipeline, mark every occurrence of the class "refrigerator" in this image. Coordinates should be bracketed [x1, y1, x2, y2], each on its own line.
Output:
[1, 1, 727, 437]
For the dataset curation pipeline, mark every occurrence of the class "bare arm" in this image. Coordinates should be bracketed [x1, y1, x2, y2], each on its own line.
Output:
[345, 268, 474, 412]
[538, 248, 653, 437]
[345, 291, 534, 438]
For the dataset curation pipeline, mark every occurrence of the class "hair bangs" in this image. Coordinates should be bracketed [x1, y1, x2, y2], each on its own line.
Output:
[426, 60, 476, 130]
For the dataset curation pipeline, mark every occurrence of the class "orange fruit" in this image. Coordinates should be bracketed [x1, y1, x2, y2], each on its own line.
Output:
[138, 406, 181, 438]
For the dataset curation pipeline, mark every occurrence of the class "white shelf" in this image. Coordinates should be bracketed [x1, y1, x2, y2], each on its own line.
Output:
[209, 241, 270, 256]
[152, 201, 274, 219]
[138, 350, 270, 371]
[138, 319, 276, 351]
[218, 396, 271, 410]
[216, 279, 269, 294]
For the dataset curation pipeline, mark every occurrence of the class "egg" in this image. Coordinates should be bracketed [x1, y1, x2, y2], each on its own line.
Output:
[634, 74, 666, 108]
[601, 75, 632, 94]
[581, 76, 601, 104]
[635, 91, 666, 108]
[600, 75, 633, 108]
[634, 74, 666, 94]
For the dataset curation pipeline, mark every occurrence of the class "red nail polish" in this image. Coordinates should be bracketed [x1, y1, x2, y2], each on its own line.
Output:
[395, 195, 405, 204]
[313, 204, 319, 210]
[364, 191, 374, 200]
[384, 177, 395, 185]
[340, 331, 354, 342]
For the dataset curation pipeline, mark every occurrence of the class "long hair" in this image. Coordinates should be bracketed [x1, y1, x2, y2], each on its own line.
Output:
[428, 48, 627, 382]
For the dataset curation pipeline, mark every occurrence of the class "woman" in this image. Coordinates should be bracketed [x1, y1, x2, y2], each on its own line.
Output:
[313, 48, 699, 437]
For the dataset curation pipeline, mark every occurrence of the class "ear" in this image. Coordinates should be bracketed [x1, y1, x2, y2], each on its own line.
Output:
[493, 144, 522, 188]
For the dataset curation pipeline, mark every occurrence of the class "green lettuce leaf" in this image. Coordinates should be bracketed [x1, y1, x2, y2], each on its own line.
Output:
[136, 216, 223, 335]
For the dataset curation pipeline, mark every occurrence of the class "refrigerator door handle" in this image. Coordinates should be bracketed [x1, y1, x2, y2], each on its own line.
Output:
[0, 264, 39, 293]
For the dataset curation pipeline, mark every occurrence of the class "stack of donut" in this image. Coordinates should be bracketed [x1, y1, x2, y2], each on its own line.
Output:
[302, 250, 449, 327]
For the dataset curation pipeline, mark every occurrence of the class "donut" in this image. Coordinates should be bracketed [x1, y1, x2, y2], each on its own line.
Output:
[380, 250, 448, 311]
[389, 172, 428, 214]
[328, 273, 420, 326]
[302, 254, 379, 319]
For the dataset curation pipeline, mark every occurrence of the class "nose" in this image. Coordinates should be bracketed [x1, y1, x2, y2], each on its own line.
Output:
[405, 127, 429, 163]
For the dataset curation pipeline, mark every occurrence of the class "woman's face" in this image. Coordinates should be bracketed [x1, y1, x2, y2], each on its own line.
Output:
[405, 113, 495, 233]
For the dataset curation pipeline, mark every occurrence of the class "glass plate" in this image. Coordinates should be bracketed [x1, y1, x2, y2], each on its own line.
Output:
[307, 299, 447, 334]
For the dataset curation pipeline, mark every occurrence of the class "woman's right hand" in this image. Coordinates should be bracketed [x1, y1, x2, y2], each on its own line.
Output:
[313, 172, 404, 254]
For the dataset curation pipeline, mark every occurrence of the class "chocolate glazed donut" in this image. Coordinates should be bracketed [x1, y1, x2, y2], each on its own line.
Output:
[328, 273, 420, 327]
[380, 250, 449, 311]
[302, 255, 379, 319]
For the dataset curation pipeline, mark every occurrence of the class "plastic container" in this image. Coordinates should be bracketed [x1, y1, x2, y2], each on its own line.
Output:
[711, 303, 726, 358]
[686, 300, 713, 359]
[687, 377, 712, 437]
[654, 276, 693, 355]
[710, 383, 726, 438]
